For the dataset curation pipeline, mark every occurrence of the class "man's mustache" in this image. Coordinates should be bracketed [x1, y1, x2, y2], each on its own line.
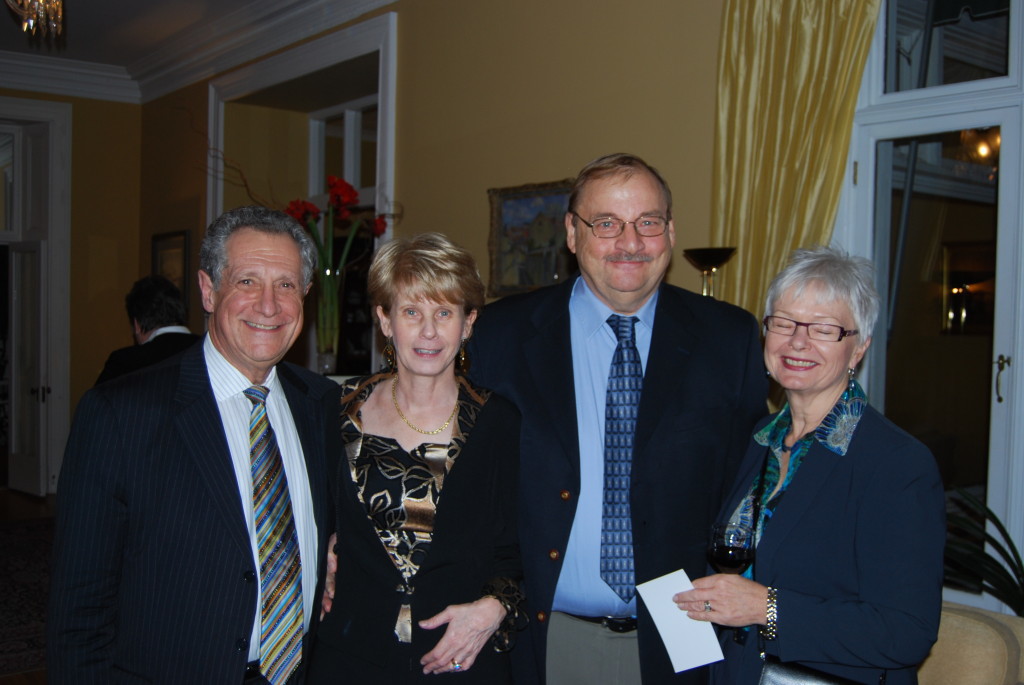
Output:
[604, 253, 653, 263]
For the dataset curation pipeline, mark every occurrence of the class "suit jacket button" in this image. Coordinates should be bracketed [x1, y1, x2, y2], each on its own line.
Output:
[243, 571, 256, 583]
[559, 489, 571, 500]
[536, 611, 548, 623]
[236, 637, 249, 651]
[548, 549, 560, 560]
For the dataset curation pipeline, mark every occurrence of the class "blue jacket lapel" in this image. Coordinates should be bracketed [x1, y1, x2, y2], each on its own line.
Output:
[524, 280, 580, 470]
[753, 441, 847, 582]
[633, 285, 699, 458]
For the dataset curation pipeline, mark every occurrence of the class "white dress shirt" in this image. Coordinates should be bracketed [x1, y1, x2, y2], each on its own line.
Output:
[203, 337, 318, 661]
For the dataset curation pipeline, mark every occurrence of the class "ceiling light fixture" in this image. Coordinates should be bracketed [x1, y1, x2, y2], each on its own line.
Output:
[5, 0, 63, 37]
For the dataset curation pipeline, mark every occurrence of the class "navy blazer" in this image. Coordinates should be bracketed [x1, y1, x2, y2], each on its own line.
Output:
[713, 405, 945, 685]
[47, 341, 341, 684]
[469, 279, 767, 685]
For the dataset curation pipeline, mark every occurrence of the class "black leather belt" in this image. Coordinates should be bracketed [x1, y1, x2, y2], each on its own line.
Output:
[565, 613, 638, 632]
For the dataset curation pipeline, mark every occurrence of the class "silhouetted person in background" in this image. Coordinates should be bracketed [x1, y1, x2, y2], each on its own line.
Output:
[94, 274, 200, 385]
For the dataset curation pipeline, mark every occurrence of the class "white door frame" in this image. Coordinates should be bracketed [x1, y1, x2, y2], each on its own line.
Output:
[0, 95, 71, 494]
[833, 2, 1024, 611]
[206, 12, 397, 226]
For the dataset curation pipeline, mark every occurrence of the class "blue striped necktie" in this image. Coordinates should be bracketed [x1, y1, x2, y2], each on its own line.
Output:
[244, 385, 303, 685]
[602, 315, 641, 602]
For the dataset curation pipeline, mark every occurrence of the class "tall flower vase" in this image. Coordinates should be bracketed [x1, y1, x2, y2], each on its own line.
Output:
[316, 351, 337, 376]
[316, 273, 341, 375]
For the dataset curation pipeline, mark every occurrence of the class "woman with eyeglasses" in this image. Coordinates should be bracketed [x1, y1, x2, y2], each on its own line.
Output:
[674, 246, 944, 684]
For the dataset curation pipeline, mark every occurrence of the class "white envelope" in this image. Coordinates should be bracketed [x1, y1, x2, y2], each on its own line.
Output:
[636, 569, 724, 673]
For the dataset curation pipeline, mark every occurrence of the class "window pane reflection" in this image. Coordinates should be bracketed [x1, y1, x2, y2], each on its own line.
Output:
[886, 0, 1009, 93]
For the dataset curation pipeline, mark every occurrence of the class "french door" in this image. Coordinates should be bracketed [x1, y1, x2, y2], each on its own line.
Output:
[834, 0, 1023, 610]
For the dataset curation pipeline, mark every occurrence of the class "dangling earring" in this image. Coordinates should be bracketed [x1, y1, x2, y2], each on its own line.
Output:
[456, 338, 469, 375]
[383, 337, 396, 372]
[847, 367, 856, 391]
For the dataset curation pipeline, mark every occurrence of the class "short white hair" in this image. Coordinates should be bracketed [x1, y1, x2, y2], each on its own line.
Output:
[764, 246, 880, 337]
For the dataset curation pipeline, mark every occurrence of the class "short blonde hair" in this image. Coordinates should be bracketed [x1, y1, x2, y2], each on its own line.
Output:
[368, 232, 484, 318]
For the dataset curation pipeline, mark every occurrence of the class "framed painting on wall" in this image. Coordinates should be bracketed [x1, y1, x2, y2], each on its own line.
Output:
[151, 230, 190, 311]
[487, 179, 577, 297]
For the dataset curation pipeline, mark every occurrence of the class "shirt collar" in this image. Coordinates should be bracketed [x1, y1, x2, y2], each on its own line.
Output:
[144, 325, 191, 342]
[569, 276, 659, 341]
[754, 380, 868, 456]
[203, 335, 280, 402]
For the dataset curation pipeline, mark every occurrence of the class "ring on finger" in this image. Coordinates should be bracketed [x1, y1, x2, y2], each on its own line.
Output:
[704, 600, 713, 612]
[451, 659, 463, 672]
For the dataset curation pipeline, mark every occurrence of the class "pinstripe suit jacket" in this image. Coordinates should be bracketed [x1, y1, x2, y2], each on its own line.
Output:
[47, 341, 341, 684]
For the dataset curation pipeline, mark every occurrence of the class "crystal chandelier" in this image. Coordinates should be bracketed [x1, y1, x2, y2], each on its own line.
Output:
[5, 0, 63, 36]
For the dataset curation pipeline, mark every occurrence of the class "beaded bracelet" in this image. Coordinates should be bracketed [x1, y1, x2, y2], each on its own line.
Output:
[760, 586, 778, 641]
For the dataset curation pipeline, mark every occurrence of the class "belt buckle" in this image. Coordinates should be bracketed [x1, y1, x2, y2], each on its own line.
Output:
[602, 616, 637, 633]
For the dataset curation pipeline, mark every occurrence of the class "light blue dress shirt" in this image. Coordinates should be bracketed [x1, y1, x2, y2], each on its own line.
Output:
[551, 277, 657, 617]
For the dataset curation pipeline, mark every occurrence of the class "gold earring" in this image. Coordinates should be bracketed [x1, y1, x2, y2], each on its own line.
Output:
[384, 338, 396, 372]
[456, 338, 469, 375]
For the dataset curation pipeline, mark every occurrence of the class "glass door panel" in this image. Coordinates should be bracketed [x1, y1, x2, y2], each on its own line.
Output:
[876, 128, 999, 498]
[8, 241, 44, 495]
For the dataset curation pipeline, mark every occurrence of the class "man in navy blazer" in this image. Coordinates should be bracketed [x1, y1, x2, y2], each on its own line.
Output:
[48, 206, 340, 684]
[469, 154, 767, 684]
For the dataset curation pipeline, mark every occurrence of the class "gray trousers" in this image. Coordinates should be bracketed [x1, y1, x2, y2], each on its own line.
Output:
[545, 611, 642, 685]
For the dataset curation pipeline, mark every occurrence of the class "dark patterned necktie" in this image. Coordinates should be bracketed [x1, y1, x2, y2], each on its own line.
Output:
[602, 315, 641, 602]
[244, 385, 303, 685]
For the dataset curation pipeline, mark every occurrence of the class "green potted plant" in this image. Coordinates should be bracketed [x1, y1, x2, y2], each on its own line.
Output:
[944, 487, 1024, 616]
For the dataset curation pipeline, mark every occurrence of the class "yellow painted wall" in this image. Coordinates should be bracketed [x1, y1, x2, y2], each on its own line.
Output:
[139, 82, 211, 338]
[392, 0, 721, 294]
[189, 0, 720, 300]
[223, 102, 309, 211]
[6, 0, 727, 416]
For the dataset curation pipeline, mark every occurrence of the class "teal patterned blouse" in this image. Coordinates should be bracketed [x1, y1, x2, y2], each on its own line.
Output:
[729, 379, 868, 566]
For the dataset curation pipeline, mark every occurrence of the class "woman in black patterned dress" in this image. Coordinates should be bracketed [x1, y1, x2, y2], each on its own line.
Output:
[308, 233, 524, 682]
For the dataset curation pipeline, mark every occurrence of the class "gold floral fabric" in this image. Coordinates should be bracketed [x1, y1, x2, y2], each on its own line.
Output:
[343, 374, 489, 584]
[340, 373, 533, 648]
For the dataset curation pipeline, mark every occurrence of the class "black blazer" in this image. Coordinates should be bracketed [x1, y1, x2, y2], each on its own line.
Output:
[311, 377, 521, 682]
[713, 406, 945, 685]
[469, 279, 768, 685]
[95, 332, 201, 385]
[48, 341, 341, 684]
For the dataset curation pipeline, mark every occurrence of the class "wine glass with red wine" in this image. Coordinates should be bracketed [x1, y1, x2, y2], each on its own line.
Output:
[708, 523, 754, 574]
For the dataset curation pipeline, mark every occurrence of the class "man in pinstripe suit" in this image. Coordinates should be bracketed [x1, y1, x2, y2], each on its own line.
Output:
[47, 206, 340, 684]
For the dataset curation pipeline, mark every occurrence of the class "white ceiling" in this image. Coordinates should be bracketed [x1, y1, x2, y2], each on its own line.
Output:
[0, 0, 389, 104]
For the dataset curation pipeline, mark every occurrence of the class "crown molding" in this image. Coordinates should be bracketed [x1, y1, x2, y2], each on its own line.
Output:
[0, 53, 142, 104]
[0, 0, 391, 105]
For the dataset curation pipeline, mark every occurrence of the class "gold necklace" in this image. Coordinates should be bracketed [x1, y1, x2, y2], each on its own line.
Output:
[391, 376, 459, 435]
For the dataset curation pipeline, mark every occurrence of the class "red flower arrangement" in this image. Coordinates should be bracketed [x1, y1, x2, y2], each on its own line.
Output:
[285, 176, 387, 363]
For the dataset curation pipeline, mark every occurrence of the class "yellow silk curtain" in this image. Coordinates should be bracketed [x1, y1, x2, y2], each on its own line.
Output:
[711, 0, 881, 315]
